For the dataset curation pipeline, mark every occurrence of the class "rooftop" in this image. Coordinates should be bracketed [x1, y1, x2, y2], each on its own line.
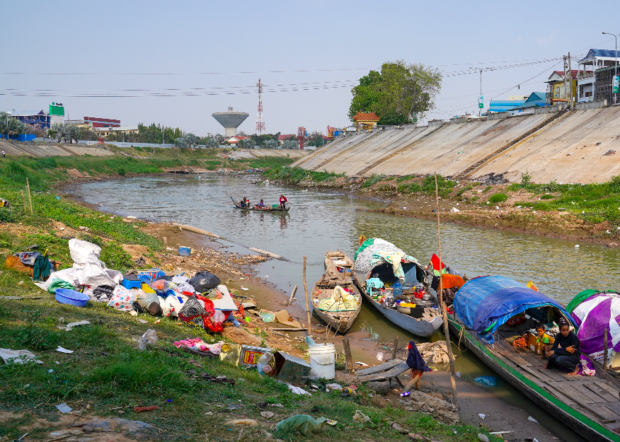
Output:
[352, 111, 380, 122]
[579, 49, 620, 62]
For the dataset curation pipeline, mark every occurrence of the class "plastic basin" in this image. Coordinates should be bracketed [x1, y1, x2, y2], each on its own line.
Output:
[55, 288, 90, 307]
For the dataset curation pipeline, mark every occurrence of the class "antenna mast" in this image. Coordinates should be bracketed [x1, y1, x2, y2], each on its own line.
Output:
[256, 78, 265, 135]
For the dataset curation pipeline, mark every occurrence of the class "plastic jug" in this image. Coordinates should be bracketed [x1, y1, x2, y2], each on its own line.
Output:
[393, 282, 403, 297]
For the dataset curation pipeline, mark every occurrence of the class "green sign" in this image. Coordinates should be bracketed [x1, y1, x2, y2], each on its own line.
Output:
[479, 103, 484, 109]
[614, 76, 619, 94]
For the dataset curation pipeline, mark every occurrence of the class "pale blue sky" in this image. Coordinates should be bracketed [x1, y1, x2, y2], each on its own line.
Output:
[2, 0, 619, 136]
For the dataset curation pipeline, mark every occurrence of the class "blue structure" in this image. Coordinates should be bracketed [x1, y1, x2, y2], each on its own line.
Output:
[0, 134, 36, 141]
[488, 100, 526, 113]
[510, 92, 548, 112]
[454, 276, 574, 343]
[11, 110, 51, 129]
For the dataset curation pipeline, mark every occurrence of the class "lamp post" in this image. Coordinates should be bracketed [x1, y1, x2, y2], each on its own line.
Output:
[602, 32, 619, 104]
[470, 67, 494, 116]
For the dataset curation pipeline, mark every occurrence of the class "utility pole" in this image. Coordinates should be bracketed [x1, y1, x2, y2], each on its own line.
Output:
[471, 67, 491, 116]
[563, 55, 569, 110]
[568, 52, 574, 110]
[603, 32, 619, 104]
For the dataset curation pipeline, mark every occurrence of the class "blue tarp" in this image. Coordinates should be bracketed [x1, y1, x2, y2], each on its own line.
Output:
[454, 276, 575, 343]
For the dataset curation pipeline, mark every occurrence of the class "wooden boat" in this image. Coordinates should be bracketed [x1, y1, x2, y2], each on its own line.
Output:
[311, 251, 361, 334]
[449, 276, 620, 442]
[353, 238, 443, 338]
[233, 204, 290, 212]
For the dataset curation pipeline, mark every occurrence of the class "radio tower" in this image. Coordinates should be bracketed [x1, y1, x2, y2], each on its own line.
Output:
[255, 78, 265, 135]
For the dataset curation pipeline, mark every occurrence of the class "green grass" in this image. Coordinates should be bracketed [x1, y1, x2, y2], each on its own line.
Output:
[488, 193, 508, 204]
[362, 174, 386, 188]
[262, 166, 345, 183]
[507, 175, 620, 226]
[456, 185, 473, 198]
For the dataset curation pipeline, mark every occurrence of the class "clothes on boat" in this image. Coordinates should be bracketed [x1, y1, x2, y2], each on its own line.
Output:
[317, 285, 358, 312]
[365, 278, 384, 293]
[405, 341, 431, 372]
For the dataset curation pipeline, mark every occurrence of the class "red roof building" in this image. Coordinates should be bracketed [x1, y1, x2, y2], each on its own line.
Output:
[352, 112, 380, 122]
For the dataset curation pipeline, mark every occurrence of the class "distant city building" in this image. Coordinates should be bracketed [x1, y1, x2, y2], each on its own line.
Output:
[594, 66, 620, 104]
[84, 116, 121, 128]
[11, 110, 51, 128]
[510, 92, 548, 114]
[277, 134, 296, 145]
[64, 119, 90, 128]
[576, 49, 620, 103]
[92, 126, 138, 137]
[49, 103, 65, 126]
[488, 97, 527, 113]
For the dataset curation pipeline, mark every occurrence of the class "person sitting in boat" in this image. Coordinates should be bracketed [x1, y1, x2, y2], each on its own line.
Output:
[256, 199, 266, 209]
[524, 322, 554, 359]
[239, 197, 250, 208]
[543, 318, 581, 375]
[400, 341, 432, 397]
[279, 194, 288, 209]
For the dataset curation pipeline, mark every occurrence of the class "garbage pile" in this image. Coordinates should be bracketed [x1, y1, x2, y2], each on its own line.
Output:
[416, 341, 454, 365]
[33, 238, 244, 333]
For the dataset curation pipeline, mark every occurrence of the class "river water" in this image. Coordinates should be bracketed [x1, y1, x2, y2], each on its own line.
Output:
[70, 174, 619, 440]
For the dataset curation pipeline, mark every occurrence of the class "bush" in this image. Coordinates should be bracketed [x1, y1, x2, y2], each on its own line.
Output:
[489, 193, 508, 204]
[362, 174, 386, 188]
[117, 168, 126, 176]
[540, 194, 555, 200]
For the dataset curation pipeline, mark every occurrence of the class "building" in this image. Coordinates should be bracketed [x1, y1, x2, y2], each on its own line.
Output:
[488, 97, 527, 113]
[225, 135, 249, 145]
[545, 71, 577, 106]
[510, 92, 548, 114]
[92, 126, 138, 137]
[352, 112, 380, 131]
[576, 49, 620, 103]
[49, 103, 65, 126]
[64, 119, 90, 128]
[11, 110, 51, 128]
[84, 117, 121, 128]
[595, 66, 620, 104]
[277, 134, 296, 145]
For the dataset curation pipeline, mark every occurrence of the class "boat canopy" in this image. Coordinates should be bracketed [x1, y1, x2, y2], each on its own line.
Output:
[454, 276, 575, 344]
[353, 238, 423, 281]
[571, 291, 620, 364]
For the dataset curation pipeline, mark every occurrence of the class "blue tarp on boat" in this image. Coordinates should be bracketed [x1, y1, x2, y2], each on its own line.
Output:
[454, 276, 575, 343]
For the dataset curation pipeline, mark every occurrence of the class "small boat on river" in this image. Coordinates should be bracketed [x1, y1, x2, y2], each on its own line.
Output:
[353, 238, 442, 338]
[449, 276, 620, 442]
[311, 250, 361, 334]
[233, 204, 290, 212]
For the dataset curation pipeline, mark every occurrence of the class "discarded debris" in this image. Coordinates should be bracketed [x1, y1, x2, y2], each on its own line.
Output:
[64, 320, 90, 331]
[56, 346, 73, 354]
[261, 411, 274, 419]
[276, 415, 327, 436]
[134, 405, 159, 412]
[227, 419, 258, 426]
[56, 403, 73, 413]
[0, 348, 42, 365]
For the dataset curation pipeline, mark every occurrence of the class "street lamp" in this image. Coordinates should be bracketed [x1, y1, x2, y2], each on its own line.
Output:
[602, 32, 619, 104]
[470, 67, 494, 116]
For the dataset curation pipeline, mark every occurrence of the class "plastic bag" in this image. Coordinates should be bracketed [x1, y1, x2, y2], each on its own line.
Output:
[275, 415, 326, 436]
[189, 271, 221, 293]
[137, 329, 157, 350]
[474, 376, 497, 387]
[212, 310, 226, 324]
[257, 352, 276, 377]
[68, 238, 101, 266]
[47, 278, 75, 294]
[107, 285, 136, 312]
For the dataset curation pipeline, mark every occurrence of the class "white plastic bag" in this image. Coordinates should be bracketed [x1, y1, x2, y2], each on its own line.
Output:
[107, 286, 136, 312]
[137, 329, 158, 350]
[69, 238, 102, 266]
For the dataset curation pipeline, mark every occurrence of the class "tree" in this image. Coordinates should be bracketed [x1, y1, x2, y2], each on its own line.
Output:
[51, 123, 66, 143]
[264, 139, 278, 149]
[65, 125, 79, 144]
[282, 140, 298, 149]
[0, 112, 29, 139]
[204, 137, 219, 148]
[238, 138, 254, 149]
[184, 133, 199, 148]
[349, 61, 442, 124]
[306, 131, 325, 147]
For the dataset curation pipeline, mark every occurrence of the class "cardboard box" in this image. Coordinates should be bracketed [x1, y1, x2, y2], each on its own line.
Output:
[527, 333, 554, 355]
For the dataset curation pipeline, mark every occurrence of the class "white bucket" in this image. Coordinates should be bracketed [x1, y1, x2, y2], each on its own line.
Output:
[308, 343, 336, 379]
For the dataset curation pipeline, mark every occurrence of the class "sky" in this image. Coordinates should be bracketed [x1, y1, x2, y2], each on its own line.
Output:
[2, 0, 620, 136]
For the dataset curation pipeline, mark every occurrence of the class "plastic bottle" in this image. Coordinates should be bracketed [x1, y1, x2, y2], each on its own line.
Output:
[393, 282, 402, 297]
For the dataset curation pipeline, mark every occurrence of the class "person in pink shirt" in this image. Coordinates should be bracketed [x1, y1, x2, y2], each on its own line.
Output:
[279, 194, 288, 209]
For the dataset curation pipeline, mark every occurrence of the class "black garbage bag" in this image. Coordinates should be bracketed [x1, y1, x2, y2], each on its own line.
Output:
[189, 271, 220, 293]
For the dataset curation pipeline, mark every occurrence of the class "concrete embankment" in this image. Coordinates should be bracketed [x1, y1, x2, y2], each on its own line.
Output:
[0, 140, 114, 157]
[293, 106, 620, 183]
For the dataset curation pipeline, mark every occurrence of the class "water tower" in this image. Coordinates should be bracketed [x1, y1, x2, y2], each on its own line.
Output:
[212, 107, 249, 137]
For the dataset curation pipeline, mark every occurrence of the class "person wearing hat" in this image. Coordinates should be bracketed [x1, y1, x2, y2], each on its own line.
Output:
[401, 341, 431, 397]
[279, 194, 288, 209]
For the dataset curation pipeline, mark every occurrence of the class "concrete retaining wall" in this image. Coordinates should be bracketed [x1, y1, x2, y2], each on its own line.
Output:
[575, 100, 607, 110]
[428, 120, 445, 127]
[487, 112, 508, 121]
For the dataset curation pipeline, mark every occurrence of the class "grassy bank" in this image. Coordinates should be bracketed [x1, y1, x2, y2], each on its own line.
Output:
[0, 156, 493, 441]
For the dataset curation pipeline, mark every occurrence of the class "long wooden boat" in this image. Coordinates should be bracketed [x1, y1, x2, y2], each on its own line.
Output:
[352, 238, 443, 338]
[311, 251, 361, 334]
[233, 204, 290, 212]
[449, 276, 620, 442]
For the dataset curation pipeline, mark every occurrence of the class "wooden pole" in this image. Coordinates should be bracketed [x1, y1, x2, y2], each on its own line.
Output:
[604, 327, 609, 369]
[288, 285, 298, 304]
[303, 256, 312, 337]
[26, 178, 33, 215]
[434, 173, 459, 411]
[343, 336, 354, 373]
[392, 336, 399, 360]
[20, 190, 26, 213]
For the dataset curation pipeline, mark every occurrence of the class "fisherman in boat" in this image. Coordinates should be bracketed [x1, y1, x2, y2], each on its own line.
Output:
[279, 194, 288, 209]
[400, 341, 432, 397]
[256, 199, 266, 209]
[239, 197, 250, 208]
[543, 318, 581, 375]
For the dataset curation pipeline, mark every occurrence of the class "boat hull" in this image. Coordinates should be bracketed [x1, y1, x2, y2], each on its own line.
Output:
[354, 275, 443, 338]
[233, 205, 289, 212]
[448, 317, 620, 442]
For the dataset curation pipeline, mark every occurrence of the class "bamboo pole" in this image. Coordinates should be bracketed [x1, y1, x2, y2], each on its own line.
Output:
[343, 336, 354, 373]
[20, 190, 26, 213]
[434, 173, 459, 411]
[288, 285, 298, 304]
[26, 178, 33, 215]
[303, 256, 312, 337]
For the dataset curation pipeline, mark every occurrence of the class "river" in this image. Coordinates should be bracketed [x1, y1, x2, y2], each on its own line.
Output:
[69, 173, 620, 441]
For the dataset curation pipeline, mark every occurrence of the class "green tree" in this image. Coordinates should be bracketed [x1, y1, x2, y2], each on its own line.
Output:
[238, 138, 254, 149]
[282, 140, 298, 149]
[264, 139, 278, 149]
[306, 131, 325, 147]
[348, 61, 442, 124]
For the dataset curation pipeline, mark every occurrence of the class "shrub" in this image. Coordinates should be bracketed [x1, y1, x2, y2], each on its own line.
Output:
[540, 194, 555, 200]
[117, 168, 126, 176]
[489, 193, 508, 204]
[362, 174, 386, 188]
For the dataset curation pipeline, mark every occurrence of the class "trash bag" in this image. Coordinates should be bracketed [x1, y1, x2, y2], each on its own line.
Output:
[107, 286, 137, 312]
[137, 329, 158, 350]
[178, 295, 222, 333]
[189, 271, 220, 293]
[474, 376, 497, 387]
[47, 278, 75, 294]
[276, 415, 327, 436]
